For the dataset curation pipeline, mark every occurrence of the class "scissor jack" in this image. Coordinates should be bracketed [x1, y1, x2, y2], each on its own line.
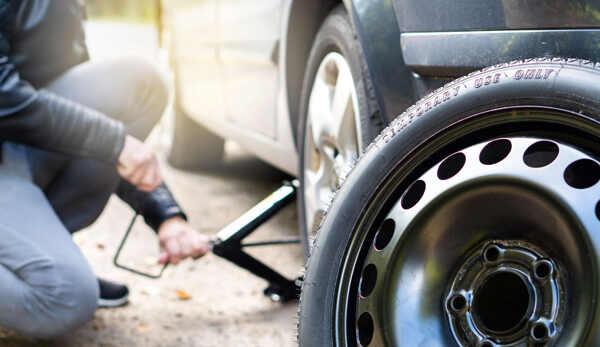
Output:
[114, 180, 302, 302]
[211, 180, 301, 302]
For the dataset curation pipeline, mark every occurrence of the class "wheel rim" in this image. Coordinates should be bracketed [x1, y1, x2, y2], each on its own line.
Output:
[336, 129, 600, 346]
[303, 52, 363, 235]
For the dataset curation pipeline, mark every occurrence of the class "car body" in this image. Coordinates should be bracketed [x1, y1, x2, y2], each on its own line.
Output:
[162, 0, 600, 175]
[162, 0, 600, 247]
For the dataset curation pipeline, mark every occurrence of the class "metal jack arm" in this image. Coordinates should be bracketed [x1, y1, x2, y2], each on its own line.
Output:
[211, 180, 301, 302]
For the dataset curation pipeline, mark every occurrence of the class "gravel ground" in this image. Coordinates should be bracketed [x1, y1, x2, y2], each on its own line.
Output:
[0, 21, 304, 347]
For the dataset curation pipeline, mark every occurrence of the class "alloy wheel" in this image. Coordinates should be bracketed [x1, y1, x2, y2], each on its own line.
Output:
[303, 52, 363, 234]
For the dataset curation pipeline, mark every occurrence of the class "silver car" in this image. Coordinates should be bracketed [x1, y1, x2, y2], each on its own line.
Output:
[162, 0, 382, 255]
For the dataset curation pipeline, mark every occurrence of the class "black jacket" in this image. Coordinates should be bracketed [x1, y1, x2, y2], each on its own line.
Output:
[0, 0, 185, 230]
[0, 0, 125, 162]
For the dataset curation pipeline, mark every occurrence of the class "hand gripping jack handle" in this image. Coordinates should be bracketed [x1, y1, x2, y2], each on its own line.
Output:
[114, 180, 302, 302]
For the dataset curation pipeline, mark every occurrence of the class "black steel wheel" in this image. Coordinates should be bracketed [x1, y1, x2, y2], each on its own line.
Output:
[299, 58, 600, 347]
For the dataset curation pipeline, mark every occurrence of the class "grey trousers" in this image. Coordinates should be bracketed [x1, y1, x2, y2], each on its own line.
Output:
[0, 57, 167, 339]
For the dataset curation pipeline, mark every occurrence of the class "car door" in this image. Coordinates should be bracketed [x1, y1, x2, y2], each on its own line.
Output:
[167, 0, 225, 125]
[218, 0, 283, 139]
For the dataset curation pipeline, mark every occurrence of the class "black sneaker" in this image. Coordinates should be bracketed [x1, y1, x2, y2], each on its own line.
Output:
[97, 278, 129, 308]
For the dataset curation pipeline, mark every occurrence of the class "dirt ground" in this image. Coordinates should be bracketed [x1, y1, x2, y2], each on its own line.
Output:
[0, 22, 304, 347]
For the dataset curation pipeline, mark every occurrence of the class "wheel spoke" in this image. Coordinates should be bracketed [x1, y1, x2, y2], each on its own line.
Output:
[336, 111, 359, 162]
[304, 165, 329, 230]
[308, 76, 332, 147]
[330, 63, 354, 143]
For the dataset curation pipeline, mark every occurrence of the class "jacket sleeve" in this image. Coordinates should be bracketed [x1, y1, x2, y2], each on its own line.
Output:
[116, 180, 188, 232]
[0, 56, 126, 163]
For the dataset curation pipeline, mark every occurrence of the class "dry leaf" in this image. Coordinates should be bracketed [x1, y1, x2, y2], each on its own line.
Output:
[175, 289, 192, 301]
[137, 323, 150, 333]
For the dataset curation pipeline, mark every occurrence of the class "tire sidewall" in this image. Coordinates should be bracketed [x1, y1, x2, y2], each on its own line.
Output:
[299, 59, 600, 346]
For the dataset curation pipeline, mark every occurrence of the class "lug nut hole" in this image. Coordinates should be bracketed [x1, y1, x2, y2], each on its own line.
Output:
[448, 294, 467, 312]
[534, 260, 553, 279]
[483, 245, 501, 263]
[531, 322, 550, 341]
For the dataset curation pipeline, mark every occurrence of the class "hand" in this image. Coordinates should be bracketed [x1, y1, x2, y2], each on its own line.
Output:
[158, 217, 212, 265]
[117, 135, 162, 192]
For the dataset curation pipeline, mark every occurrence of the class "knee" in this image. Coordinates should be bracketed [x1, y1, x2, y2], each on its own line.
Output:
[21, 261, 98, 339]
[115, 57, 169, 138]
[143, 61, 169, 120]
[128, 57, 169, 123]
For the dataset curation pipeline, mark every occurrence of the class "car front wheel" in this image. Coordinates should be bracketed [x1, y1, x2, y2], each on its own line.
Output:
[298, 6, 382, 257]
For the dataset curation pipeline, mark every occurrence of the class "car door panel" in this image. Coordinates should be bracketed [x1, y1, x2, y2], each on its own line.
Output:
[168, 0, 225, 123]
[219, 0, 282, 139]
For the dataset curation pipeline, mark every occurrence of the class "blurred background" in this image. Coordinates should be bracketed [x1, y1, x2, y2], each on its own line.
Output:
[86, 0, 160, 23]
[84, 0, 162, 61]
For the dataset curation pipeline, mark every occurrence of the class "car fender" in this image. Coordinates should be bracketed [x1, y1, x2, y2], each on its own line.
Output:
[350, 0, 416, 122]
[281, 0, 414, 147]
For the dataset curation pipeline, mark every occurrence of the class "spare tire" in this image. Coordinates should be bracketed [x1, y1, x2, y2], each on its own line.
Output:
[299, 58, 600, 346]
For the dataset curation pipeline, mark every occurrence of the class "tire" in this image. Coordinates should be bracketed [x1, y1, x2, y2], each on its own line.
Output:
[168, 93, 225, 170]
[298, 6, 383, 258]
[299, 58, 600, 346]
[165, 4, 225, 170]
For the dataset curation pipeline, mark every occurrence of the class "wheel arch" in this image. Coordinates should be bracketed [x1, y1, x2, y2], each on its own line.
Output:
[283, 0, 416, 148]
[282, 0, 347, 147]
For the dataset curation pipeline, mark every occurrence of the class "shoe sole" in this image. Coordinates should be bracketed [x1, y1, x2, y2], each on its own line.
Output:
[98, 295, 129, 308]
